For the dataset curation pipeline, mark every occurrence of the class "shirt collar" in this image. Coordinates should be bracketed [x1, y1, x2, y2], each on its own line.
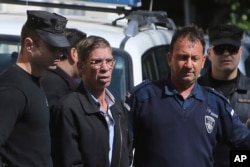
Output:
[90, 88, 115, 108]
[164, 79, 205, 101]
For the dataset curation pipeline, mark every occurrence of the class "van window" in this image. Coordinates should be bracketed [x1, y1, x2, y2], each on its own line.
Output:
[142, 45, 170, 80]
[108, 48, 133, 101]
[0, 35, 20, 72]
[0, 35, 20, 53]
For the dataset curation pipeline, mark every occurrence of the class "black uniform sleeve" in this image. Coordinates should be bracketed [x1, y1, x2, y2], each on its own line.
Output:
[0, 88, 26, 146]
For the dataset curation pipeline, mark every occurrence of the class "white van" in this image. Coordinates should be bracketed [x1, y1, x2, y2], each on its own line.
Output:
[0, 2, 175, 101]
[2, 1, 249, 101]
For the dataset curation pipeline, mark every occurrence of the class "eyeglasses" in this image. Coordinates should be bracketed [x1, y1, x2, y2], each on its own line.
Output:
[89, 58, 116, 69]
[212, 44, 239, 55]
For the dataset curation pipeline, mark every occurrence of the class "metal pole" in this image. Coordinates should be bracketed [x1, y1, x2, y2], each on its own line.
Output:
[149, 0, 154, 11]
[183, 0, 191, 25]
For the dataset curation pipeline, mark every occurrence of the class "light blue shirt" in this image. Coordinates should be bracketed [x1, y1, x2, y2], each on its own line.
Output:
[91, 89, 115, 164]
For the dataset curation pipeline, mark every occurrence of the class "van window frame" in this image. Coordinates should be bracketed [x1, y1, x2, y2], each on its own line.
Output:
[142, 45, 170, 81]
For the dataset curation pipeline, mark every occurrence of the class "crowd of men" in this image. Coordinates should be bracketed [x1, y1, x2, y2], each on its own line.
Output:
[0, 9, 249, 167]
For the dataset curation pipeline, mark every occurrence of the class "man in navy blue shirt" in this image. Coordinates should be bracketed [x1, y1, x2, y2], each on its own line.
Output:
[125, 25, 250, 167]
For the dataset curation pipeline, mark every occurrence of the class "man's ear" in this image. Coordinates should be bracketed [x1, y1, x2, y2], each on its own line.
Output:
[25, 37, 34, 52]
[238, 46, 243, 59]
[207, 48, 212, 60]
[202, 54, 206, 69]
[167, 52, 171, 67]
[68, 47, 78, 64]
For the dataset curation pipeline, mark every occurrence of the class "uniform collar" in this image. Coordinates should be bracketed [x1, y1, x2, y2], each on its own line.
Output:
[202, 68, 248, 92]
[164, 78, 205, 101]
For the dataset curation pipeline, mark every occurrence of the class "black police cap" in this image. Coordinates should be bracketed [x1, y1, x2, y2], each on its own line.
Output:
[25, 10, 70, 48]
[208, 24, 243, 46]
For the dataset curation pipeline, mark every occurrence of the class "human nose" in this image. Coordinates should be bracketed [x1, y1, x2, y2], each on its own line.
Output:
[185, 58, 193, 68]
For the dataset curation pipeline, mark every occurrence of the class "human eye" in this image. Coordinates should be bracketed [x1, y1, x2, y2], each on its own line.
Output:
[177, 55, 188, 61]
[192, 56, 200, 61]
[106, 58, 114, 63]
[90, 59, 102, 65]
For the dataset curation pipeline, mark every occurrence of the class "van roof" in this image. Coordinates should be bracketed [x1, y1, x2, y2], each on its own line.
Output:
[0, 11, 175, 85]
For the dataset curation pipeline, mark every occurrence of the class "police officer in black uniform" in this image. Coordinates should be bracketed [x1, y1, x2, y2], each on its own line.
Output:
[198, 24, 250, 167]
[41, 28, 87, 108]
[0, 10, 69, 167]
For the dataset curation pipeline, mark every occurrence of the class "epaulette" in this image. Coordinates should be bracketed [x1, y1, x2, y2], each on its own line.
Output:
[126, 79, 151, 99]
[204, 86, 230, 103]
[203, 86, 236, 117]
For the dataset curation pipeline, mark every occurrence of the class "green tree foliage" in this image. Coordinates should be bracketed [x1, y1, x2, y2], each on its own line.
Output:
[229, 0, 250, 30]
[213, 0, 250, 30]
[141, 0, 250, 30]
